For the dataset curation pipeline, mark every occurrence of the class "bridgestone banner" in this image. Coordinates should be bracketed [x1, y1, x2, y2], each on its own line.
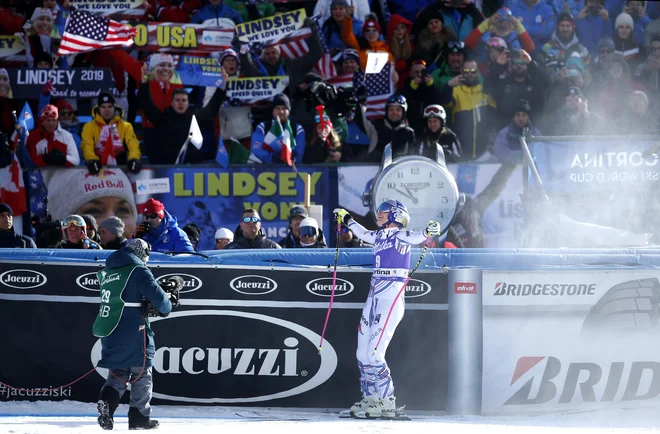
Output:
[0, 259, 449, 410]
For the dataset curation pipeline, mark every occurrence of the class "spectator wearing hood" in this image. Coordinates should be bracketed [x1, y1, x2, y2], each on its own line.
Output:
[225, 209, 282, 250]
[250, 94, 306, 164]
[313, 0, 371, 27]
[0, 203, 36, 248]
[99, 216, 127, 250]
[538, 11, 591, 81]
[413, 0, 484, 42]
[387, 14, 415, 92]
[27, 104, 79, 167]
[575, 0, 613, 54]
[298, 217, 326, 248]
[492, 99, 542, 165]
[613, 12, 643, 70]
[214, 228, 234, 250]
[321, 0, 364, 53]
[414, 9, 456, 66]
[82, 92, 142, 175]
[133, 198, 195, 253]
[191, 0, 243, 25]
[508, 0, 556, 51]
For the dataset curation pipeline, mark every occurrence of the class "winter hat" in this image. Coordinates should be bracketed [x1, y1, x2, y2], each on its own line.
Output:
[0, 203, 13, 215]
[141, 198, 165, 218]
[516, 99, 531, 114]
[288, 205, 308, 222]
[0, 68, 8, 79]
[315, 110, 333, 128]
[565, 56, 585, 73]
[81, 214, 99, 233]
[219, 48, 238, 66]
[487, 36, 507, 49]
[597, 36, 615, 52]
[34, 52, 54, 68]
[98, 91, 116, 106]
[45, 168, 137, 221]
[363, 15, 382, 34]
[215, 228, 234, 241]
[615, 12, 634, 29]
[557, 11, 575, 27]
[56, 98, 77, 113]
[100, 216, 125, 237]
[425, 8, 445, 25]
[149, 53, 174, 70]
[300, 217, 319, 230]
[124, 238, 151, 264]
[183, 223, 201, 242]
[39, 104, 58, 120]
[30, 7, 52, 23]
[630, 90, 649, 110]
[272, 93, 291, 111]
[331, 0, 349, 9]
[341, 48, 360, 63]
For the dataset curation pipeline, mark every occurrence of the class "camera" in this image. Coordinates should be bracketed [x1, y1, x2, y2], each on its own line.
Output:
[588, 4, 602, 15]
[31, 214, 62, 248]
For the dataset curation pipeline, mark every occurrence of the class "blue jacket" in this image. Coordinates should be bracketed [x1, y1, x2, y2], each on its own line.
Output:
[191, 3, 243, 25]
[251, 119, 306, 164]
[98, 248, 171, 369]
[576, 14, 613, 54]
[390, 0, 435, 23]
[508, 0, 556, 50]
[322, 18, 364, 51]
[140, 211, 195, 253]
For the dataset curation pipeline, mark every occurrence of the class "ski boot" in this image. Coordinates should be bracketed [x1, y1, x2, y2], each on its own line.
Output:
[339, 395, 376, 418]
[365, 396, 396, 419]
[128, 407, 160, 430]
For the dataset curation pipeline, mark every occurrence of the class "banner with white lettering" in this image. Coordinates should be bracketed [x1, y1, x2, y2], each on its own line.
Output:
[4, 68, 117, 99]
[0, 36, 25, 58]
[70, 0, 144, 15]
[236, 9, 306, 44]
[226, 76, 289, 103]
[175, 55, 225, 88]
[128, 21, 235, 53]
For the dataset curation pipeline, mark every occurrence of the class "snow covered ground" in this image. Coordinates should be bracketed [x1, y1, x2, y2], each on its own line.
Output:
[1, 401, 659, 434]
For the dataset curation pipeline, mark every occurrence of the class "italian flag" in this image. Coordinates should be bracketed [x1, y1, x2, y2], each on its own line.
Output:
[264, 118, 293, 166]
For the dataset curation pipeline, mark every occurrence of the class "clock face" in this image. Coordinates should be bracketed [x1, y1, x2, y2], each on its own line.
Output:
[371, 158, 459, 233]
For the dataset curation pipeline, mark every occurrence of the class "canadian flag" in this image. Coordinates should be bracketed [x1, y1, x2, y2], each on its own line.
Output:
[0, 153, 27, 216]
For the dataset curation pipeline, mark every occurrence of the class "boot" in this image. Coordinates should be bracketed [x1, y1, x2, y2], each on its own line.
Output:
[349, 395, 376, 417]
[365, 396, 396, 419]
[128, 406, 160, 430]
[97, 387, 120, 430]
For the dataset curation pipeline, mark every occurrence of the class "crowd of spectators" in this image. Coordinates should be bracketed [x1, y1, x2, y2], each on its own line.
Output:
[1, 0, 660, 250]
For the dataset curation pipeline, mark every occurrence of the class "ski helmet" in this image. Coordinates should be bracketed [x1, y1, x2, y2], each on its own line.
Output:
[376, 199, 410, 229]
[423, 104, 446, 122]
[386, 94, 408, 117]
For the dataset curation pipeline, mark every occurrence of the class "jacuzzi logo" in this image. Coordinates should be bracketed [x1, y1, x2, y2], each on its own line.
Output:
[404, 279, 432, 298]
[90, 310, 338, 403]
[157, 273, 202, 294]
[306, 277, 354, 297]
[0, 269, 47, 289]
[230, 275, 278, 295]
[76, 272, 100, 291]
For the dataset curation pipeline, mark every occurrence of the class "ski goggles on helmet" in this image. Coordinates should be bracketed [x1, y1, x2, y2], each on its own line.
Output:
[448, 41, 465, 52]
[242, 216, 261, 224]
[377, 202, 394, 213]
[62, 215, 86, 229]
[300, 226, 318, 237]
[423, 105, 444, 118]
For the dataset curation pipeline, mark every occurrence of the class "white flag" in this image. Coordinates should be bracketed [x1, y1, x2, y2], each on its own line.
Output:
[365, 52, 389, 74]
[189, 114, 203, 150]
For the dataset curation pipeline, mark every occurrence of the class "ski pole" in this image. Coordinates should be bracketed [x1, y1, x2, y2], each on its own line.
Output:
[372, 236, 431, 355]
[318, 215, 342, 354]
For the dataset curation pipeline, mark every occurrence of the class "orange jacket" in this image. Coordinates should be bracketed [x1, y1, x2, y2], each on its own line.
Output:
[341, 16, 393, 70]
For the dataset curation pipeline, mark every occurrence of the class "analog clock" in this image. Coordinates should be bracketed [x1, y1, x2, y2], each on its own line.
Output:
[363, 144, 461, 233]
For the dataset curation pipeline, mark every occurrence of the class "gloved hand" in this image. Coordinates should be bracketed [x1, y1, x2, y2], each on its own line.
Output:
[425, 220, 442, 237]
[86, 159, 102, 175]
[168, 291, 180, 307]
[41, 80, 53, 96]
[333, 208, 352, 225]
[43, 149, 67, 165]
[22, 20, 31, 34]
[127, 159, 142, 174]
[134, 222, 150, 239]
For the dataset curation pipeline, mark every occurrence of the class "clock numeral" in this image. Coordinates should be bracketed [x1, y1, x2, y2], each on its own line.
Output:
[410, 168, 420, 175]
[441, 196, 449, 204]
[387, 182, 396, 189]
[397, 172, 404, 179]
[437, 212, 445, 219]
[437, 181, 444, 188]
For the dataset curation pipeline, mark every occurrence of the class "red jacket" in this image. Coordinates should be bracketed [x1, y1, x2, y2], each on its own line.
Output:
[387, 14, 414, 92]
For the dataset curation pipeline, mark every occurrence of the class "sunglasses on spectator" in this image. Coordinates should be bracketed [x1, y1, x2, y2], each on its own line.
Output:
[511, 59, 526, 65]
[300, 226, 318, 237]
[216, 238, 228, 242]
[143, 213, 160, 220]
[600, 48, 613, 54]
[242, 216, 261, 223]
[60, 110, 73, 116]
[462, 68, 477, 74]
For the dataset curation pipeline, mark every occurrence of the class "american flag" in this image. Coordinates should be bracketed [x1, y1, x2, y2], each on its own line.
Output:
[58, 9, 136, 56]
[327, 64, 393, 119]
[309, 16, 337, 80]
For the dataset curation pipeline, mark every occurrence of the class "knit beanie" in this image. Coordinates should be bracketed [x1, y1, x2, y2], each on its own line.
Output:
[342, 48, 360, 63]
[40, 104, 58, 120]
[45, 168, 137, 221]
[100, 216, 125, 237]
[272, 93, 291, 111]
[215, 227, 234, 241]
[56, 98, 77, 113]
[557, 10, 575, 27]
[363, 15, 382, 35]
[149, 53, 174, 70]
[220, 48, 239, 66]
[124, 238, 151, 264]
[98, 91, 116, 106]
[331, 0, 349, 9]
[300, 217, 319, 230]
[140, 198, 165, 218]
[615, 12, 633, 29]
[30, 7, 52, 23]
[0, 203, 13, 215]
[597, 36, 615, 52]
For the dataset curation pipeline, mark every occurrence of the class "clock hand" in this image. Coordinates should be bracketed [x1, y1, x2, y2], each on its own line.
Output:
[403, 185, 419, 204]
[393, 187, 415, 201]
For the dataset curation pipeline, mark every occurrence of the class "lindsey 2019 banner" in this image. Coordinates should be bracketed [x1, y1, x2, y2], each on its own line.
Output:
[128, 21, 235, 53]
[3, 68, 117, 99]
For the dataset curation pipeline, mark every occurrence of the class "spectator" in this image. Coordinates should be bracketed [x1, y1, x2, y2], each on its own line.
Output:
[0, 203, 36, 248]
[251, 94, 306, 164]
[622, 0, 651, 46]
[634, 35, 660, 115]
[191, 0, 242, 24]
[354, 94, 416, 162]
[341, 13, 396, 80]
[545, 55, 590, 114]
[82, 92, 142, 175]
[576, 0, 613, 54]
[430, 40, 466, 90]
[591, 52, 646, 117]
[620, 90, 656, 134]
[613, 12, 643, 69]
[479, 36, 508, 77]
[182, 223, 201, 251]
[54, 99, 82, 159]
[338, 223, 365, 247]
[591, 36, 616, 84]
[99, 216, 127, 250]
[340, 48, 362, 74]
[298, 217, 326, 248]
[0, 68, 11, 99]
[508, 0, 556, 51]
[414, 9, 456, 66]
[416, 104, 461, 163]
[402, 60, 441, 132]
[485, 48, 547, 127]
[321, 0, 364, 53]
[538, 11, 591, 81]
[24, 7, 61, 67]
[303, 108, 354, 163]
[214, 227, 234, 250]
[540, 86, 604, 135]
[225, 208, 282, 249]
[413, 0, 485, 42]
[387, 14, 414, 92]
[81, 214, 102, 245]
[279, 205, 308, 248]
[43, 0, 70, 35]
[441, 60, 497, 161]
[224, 0, 275, 21]
[27, 104, 80, 167]
[492, 99, 542, 165]
[314, 0, 371, 26]
[465, 7, 536, 64]
[58, 214, 102, 249]
[141, 71, 228, 164]
[133, 198, 195, 253]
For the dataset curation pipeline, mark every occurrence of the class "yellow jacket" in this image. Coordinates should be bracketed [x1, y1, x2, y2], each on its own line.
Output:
[81, 107, 141, 163]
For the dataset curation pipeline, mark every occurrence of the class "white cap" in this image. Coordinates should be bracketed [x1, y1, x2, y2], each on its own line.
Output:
[300, 217, 318, 230]
[215, 228, 234, 241]
[149, 53, 174, 70]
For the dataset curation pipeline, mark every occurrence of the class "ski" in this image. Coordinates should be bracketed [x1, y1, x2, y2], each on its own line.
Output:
[338, 406, 410, 421]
